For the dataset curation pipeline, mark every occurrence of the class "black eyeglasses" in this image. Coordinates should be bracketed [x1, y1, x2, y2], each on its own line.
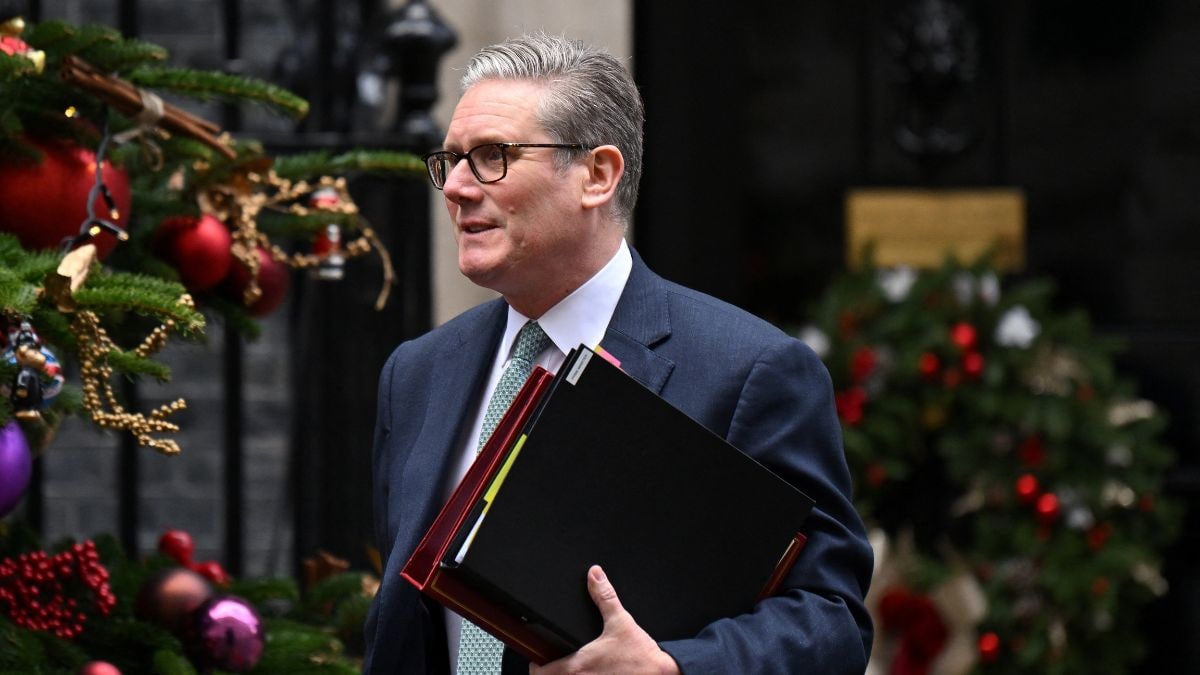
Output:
[422, 142, 589, 190]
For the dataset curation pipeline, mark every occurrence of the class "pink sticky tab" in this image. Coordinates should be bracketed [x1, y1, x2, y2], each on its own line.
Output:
[594, 346, 622, 369]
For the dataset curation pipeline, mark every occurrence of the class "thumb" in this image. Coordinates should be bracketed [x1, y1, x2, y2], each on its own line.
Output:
[587, 564, 626, 623]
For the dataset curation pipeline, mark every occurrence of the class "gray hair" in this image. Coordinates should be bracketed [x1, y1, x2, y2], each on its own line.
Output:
[462, 33, 644, 223]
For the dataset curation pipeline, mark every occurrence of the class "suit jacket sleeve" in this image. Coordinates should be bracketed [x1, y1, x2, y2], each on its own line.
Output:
[658, 339, 874, 675]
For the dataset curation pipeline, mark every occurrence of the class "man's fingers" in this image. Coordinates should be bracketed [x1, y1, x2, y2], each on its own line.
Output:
[587, 564, 625, 622]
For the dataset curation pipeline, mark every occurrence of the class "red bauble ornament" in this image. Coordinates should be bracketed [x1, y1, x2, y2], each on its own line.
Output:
[865, 462, 888, 488]
[0, 138, 131, 258]
[1087, 522, 1113, 551]
[950, 322, 978, 351]
[835, 387, 867, 426]
[223, 246, 291, 317]
[134, 567, 215, 636]
[962, 351, 985, 380]
[1015, 474, 1040, 504]
[158, 529, 196, 566]
[838, 311, 857, 337]
[78, 662, 122, 675]
[879, 587, 914, 630]
[189, 559, 232, 586]
[942, 368, 962, 390]
[1018, 435, 1046, 468]
[1035, 492, 1061, 525]
[978, 631, 1001, 663]
[850, 346, 878, 382]
[154, 215, 233, 292]
[917, 352, 940, 381]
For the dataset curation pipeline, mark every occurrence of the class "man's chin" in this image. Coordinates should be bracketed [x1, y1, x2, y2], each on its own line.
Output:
[458, 261, 504, 292]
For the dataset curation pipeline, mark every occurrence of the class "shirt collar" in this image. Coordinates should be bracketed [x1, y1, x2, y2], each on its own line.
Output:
[501, 238, 633, 361]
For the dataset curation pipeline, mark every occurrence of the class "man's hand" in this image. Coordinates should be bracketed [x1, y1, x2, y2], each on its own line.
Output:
[530, 565, 681, 675]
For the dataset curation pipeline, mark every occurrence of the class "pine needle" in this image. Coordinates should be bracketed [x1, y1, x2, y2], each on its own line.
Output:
[125, 66, 310, 119]
[273, 149, 425, 180]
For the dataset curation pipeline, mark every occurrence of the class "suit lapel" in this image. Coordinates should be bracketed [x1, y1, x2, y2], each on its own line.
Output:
[393, 300, 507, 566]
[601, 250, 675, 393]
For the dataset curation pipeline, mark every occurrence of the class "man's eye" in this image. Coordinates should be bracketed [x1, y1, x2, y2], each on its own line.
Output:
[478, 145, 505, 165]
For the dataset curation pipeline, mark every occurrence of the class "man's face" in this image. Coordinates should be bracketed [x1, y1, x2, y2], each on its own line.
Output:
[440, 79, 590, 303]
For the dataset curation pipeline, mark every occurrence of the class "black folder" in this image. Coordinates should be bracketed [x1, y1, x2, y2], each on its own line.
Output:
[433, 345, 815, 660]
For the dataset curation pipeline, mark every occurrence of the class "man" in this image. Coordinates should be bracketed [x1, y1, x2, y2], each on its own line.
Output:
[364, 33, 873, 674]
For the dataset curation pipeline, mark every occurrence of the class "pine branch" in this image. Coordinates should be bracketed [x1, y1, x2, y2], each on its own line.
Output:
[103, 349, 172, 381]
[77, 38, 169, 73]
[203, 294, 264, 341]
[39, 22, 122, 62]
[125, 66, 309, 119]
[301, 573, 368, 616]
[257, 209, 361, 238]
[22, 20, 83, 51]
[273, 149, 425, 180]
[152, 649, 198, 675]
[72, 272, 205, 335]
[227, 577, 300, 608]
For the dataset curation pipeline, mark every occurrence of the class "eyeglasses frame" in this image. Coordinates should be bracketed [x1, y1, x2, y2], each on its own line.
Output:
[422, 142, 590, 190]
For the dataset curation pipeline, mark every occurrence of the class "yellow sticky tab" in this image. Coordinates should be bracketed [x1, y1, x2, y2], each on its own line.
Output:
[482, 434, 527, 506]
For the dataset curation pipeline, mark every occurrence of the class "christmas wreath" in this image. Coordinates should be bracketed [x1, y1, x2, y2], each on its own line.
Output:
[800, 257, 1180, 675]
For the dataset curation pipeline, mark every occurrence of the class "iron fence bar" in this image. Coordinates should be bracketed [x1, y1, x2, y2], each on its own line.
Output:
[221, 0, 244, 577]
[114, 0, 141, 562]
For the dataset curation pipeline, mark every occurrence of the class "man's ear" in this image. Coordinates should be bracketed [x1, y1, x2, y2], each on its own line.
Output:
[581, 145, 624, 211]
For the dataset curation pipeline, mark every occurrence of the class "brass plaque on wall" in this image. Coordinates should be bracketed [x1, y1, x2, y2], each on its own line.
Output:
[845, 188, 1026, 270]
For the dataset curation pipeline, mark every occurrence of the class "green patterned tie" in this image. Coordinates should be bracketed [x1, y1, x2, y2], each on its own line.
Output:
[457, 320, 551, 674]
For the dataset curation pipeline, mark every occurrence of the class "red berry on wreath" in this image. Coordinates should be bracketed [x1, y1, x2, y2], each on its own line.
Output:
[158, 529, 196, 566]
[190, 560, 232, 586]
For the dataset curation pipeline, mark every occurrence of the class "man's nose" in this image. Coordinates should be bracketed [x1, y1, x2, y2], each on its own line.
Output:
[442, 158, 479, 201]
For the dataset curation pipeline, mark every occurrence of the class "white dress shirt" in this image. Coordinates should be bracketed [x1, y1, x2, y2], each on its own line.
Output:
[443, 238, 634, 668]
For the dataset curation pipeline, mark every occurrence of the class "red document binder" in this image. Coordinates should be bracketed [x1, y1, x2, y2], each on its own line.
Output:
[400, 366, 561, 662]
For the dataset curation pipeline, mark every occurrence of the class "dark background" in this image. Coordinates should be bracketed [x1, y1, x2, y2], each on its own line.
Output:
[634, 1, 1200, 671]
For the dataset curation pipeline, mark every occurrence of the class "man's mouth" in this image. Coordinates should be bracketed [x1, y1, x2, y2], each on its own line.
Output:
[459, 221, 496, 235]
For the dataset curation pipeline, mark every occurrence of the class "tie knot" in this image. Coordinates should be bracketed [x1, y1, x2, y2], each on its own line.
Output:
[512, 321, 550, 364]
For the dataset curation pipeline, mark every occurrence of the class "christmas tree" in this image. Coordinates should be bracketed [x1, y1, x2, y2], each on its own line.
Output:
[1, 13, 424, 672]
[800, 255, 1180, 675]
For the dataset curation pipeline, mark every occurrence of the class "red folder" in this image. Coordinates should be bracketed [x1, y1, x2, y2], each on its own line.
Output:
[400, 366, 560, 663]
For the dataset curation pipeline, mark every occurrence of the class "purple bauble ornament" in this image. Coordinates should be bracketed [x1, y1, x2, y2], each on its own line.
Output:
[0, 421, 33, 517]
[188, 595, 265, 672]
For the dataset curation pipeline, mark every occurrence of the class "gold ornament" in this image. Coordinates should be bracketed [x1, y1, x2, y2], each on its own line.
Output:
[1, 17, 26, 36]
[199, 171, 396, 310]
[72, 301, 193, 455]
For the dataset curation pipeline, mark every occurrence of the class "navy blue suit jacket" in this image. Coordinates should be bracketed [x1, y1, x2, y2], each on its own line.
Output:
[364, 251, 873, 674]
